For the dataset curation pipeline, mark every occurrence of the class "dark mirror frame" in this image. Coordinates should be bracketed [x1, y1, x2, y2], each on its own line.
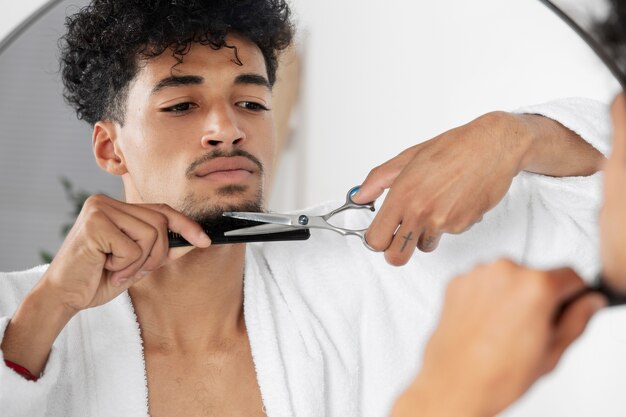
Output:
[0, 0, 62, 55]
[539, 0, 626, 90]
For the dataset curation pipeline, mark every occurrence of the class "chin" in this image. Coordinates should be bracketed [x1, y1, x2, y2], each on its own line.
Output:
[179, 185, 264, 224]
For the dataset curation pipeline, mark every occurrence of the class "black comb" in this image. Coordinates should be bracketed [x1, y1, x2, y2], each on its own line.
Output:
[168, 217, 310, 247]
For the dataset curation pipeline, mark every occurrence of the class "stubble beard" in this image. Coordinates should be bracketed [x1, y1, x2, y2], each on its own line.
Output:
[178, 184, 264, 231]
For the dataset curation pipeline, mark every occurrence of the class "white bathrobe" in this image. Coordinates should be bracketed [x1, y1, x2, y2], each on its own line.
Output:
[0, 98, 614, 417]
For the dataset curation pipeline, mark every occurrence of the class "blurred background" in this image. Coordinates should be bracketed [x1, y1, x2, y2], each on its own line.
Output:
[1, 1, 625, 415]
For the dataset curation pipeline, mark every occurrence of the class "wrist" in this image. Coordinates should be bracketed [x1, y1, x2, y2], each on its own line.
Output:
[512, 113, 603, 176]
[1, 281, 76, 376]
[514, 113, 550, 173]
[36, 275, 84, 318]
[478, 111, 535, 177]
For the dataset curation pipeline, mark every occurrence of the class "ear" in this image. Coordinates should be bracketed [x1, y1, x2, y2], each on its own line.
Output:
[93, 121, 128, 176]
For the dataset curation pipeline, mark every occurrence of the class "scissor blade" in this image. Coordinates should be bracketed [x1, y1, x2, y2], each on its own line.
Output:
[223, 212, 294, 226]
[224, 223, 296, 236]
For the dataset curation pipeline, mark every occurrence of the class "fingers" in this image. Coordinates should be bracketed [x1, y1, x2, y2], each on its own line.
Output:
[352, 152, 412, 204]
[534, 267, 606, 373]
[365, 202, 403, 252]
[106, 199, 211, 248]
[545, 292, 607, 372]
[87, 211, 145, 278]
[82, 195, 211, 284]
[383, 224, 420, 266]
[99, 206, 161, 274]
[380, 225, 441, 266]
[541, 267, 589, 303]
[366, 193, 445, 265]
[96, 205, 170, 283]
[417, 231, 441, 253]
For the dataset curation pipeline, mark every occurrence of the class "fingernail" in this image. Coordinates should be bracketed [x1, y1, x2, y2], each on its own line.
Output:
[199, 230, 212, 246]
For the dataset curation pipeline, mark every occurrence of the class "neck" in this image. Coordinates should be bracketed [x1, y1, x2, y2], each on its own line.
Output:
[128, 244, 247, 353]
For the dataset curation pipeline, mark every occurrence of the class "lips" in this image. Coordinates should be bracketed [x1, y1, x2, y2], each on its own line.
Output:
[193, 156, 259, 177]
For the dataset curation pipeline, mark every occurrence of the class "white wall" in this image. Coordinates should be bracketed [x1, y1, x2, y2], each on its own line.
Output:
[286, 0, 619, 207]
[1, 0, 49, 41]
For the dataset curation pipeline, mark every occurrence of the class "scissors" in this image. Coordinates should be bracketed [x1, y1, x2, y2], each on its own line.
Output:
[222, 185, 377, 250]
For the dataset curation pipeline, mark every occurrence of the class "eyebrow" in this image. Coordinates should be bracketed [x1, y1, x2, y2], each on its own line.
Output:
[234, 73, 271, 90]
[150, 72, 271, 95]
[151, 75, 204, 94]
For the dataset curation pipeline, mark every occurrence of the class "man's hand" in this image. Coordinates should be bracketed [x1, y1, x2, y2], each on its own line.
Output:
[391, 260, 606, 417]
[353, 111, 603, 266]
[601, 93, 626, 292]
[44, 195, 211, 311]
[1, 195, 211, 376]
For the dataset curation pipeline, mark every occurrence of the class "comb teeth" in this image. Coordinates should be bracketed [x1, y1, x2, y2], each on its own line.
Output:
[167, 230, 184, 240]
[168, 230, 191, 248]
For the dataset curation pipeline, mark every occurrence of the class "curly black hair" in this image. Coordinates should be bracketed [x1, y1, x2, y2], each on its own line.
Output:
[597, 0, 626, 68]
[60, 0, 294, 126]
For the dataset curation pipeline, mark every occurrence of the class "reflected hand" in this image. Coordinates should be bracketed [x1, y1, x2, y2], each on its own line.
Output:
[391, 260, 606, 417]
[353, 112, 530, 265]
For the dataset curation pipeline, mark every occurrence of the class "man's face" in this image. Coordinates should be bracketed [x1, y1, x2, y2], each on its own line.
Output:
[601, 92, 626, 290]
[106, 34, 275, 221]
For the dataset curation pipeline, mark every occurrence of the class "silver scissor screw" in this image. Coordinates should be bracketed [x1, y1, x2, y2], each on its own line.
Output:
[298, 215, 309, 225]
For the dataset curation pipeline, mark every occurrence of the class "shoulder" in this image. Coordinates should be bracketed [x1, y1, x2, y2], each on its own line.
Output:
[0, 265, 48, 316]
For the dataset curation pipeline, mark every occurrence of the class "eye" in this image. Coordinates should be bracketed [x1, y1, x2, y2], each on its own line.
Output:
[160, 102, 198, 114]
[236, 101, 270, 112]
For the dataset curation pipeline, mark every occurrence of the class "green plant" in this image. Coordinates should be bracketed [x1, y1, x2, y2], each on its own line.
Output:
[40, 177, 94, 263]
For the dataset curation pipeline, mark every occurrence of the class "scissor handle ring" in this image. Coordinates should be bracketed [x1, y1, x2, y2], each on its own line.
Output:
[347, 185, 361, 203]
[362, 233, 378, 252]
[347, 185, 376, 210]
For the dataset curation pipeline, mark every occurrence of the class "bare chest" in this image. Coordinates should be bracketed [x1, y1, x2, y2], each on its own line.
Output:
[144, 344, 266, 417]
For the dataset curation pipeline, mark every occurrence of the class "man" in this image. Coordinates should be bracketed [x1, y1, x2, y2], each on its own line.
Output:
[0, 1, 609, 416]
[392, 1, 626, 415]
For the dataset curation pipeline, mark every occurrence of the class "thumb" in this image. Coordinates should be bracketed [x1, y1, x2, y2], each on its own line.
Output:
[352, 161, 404, 204]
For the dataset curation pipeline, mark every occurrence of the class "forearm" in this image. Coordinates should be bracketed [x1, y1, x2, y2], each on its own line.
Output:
[515, 112, 604, 177]
[1, 281, 75, 376]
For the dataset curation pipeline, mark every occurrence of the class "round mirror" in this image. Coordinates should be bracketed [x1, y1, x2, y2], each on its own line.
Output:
[0, 0, 121, 271]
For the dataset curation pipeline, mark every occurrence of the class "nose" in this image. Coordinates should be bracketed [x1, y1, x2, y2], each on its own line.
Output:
[200, 104, 245, 149]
